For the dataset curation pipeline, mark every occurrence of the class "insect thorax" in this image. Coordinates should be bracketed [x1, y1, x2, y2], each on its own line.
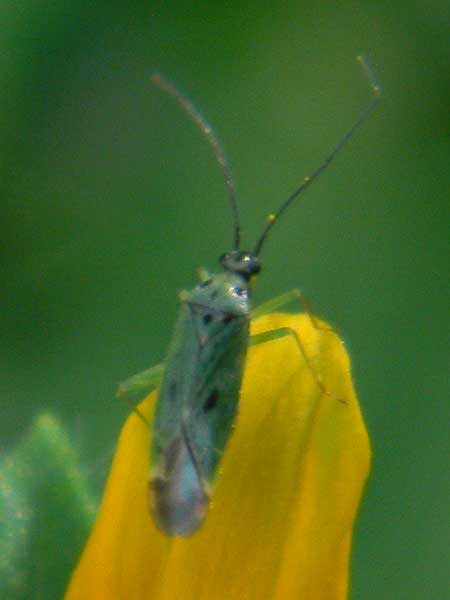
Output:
[189, 270, 253, 318]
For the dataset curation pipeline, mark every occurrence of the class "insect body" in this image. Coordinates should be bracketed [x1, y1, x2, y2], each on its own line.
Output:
[150, 260, 257, 535]
[118, 59, 381, 537]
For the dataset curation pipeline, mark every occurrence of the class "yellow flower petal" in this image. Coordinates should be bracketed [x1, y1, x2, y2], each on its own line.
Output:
[65, 313, 370, 600]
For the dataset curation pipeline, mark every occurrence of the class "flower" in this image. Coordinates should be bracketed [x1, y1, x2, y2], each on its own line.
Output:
[65, 313, 370, 600]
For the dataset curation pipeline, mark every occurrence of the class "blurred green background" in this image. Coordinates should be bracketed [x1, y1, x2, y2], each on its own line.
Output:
[1, 1, 448, 598]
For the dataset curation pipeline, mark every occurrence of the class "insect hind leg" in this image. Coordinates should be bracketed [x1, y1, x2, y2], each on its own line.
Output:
[250, 317, 346, 404]
[249, 326, 330, 397]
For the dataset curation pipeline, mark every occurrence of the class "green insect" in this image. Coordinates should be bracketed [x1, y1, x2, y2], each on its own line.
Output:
[118, 57, 381, 537]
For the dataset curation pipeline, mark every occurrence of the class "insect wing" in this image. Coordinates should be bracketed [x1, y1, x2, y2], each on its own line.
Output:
[149, 289, 249, 536]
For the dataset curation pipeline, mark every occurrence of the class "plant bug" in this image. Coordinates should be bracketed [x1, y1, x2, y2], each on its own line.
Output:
[118, 57, 381, 537]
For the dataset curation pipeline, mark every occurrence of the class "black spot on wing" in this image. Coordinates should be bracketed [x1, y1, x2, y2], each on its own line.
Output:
[203, 389, 219, 413]
[202, 312, 233, 326]
[169, 380, 177, 401]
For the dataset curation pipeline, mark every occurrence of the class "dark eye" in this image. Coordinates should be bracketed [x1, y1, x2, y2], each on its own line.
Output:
[233, 286, 245, 297]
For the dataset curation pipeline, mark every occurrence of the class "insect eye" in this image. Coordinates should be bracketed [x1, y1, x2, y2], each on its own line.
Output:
[232, 286, 246, 297]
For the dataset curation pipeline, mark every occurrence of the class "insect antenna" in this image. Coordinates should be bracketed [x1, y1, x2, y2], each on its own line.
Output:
[253, 56, 382, 257]
[152, 73, 241, 251]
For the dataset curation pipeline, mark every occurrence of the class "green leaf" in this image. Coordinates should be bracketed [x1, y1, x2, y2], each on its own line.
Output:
[0, 414, 97, 600]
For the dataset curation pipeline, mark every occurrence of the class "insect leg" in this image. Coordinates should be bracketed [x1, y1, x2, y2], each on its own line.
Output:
[252, 289, 304, 318]
[253, 289, 337, 334]
[249, 326, 345, 403]
[116, 362, 165, 426]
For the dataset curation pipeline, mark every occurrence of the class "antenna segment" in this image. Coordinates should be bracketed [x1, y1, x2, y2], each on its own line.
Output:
[253, 55, 382, 256]
[151, 74, 241, 251]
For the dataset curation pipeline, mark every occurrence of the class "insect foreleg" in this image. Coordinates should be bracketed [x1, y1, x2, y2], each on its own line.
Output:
[253, 289, 336, 334]
[251, 290, 303, 318]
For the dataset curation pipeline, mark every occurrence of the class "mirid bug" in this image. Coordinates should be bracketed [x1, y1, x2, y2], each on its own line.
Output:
[118, 57, 381, 537]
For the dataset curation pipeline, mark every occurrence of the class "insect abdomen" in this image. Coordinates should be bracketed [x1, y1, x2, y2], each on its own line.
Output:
[149, 432, 210, 536]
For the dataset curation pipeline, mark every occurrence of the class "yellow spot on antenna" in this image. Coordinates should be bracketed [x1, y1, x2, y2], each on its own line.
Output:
[267, 213, 276, 223]
[304, 176, 311, 182]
